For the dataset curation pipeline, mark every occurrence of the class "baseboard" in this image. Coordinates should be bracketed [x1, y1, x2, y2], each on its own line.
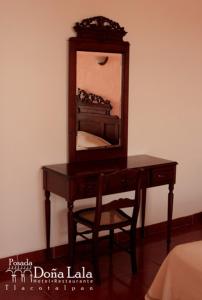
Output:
[142, 211, 202, 238]
[1, 212, 202, 271]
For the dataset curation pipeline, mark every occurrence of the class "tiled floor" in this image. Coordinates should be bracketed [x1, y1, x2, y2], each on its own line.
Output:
[1, 224, 202, 300]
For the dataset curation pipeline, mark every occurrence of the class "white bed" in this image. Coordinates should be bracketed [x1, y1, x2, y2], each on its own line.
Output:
[76, 130, 111, 150]
[145, 240, 202, 300]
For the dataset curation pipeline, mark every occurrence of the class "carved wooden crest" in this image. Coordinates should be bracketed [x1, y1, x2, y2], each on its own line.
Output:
[77, 88, 112, 115]
[74, 16, 127, 41]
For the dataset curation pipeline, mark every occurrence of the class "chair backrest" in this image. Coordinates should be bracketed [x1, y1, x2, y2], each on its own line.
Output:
[94, 168, 143, 227]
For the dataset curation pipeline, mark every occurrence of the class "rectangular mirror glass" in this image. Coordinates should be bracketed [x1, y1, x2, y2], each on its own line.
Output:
[76, 51, 122, 151]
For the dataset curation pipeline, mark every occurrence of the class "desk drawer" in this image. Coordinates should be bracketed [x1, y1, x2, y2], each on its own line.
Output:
[73, 176, 97, 199]
[150, 166, 176, 186]
[73, 176, 134, 199]
[104, 173, 136, 194]
[72, 171, 139, 199]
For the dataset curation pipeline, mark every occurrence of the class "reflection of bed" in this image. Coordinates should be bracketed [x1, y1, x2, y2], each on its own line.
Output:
[77, 131, 111, 150]
[145, 241, 202, 300]
[76, 89, 120, 149]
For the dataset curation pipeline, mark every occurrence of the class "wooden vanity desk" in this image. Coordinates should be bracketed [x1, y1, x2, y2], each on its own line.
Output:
[43, 154, 177, 260]
[42, 17, 177, 262]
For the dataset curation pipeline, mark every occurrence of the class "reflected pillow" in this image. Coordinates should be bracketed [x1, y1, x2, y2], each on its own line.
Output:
[77, 131, 111, 150]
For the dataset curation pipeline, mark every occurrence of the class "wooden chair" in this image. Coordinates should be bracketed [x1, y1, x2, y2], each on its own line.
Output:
[72, 168, 143, 282]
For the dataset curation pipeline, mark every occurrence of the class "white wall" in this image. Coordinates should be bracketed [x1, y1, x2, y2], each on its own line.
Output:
[1, 0, 202, 258]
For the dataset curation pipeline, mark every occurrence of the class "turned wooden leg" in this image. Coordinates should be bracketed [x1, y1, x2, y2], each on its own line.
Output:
[92, 231, 100, 283]
[71, 220, 77, 271]
[130, 227, 137, 274]
[67, 201, 74, 265]
[167, 183, 174, 252]
[109, 229, 114, 253]
[45, 190, 51, 258]
[141, 188, 147, 238]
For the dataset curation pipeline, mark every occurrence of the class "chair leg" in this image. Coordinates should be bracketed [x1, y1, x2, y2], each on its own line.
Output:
[109, 229, 114, 253]
[92, 231, 100, 283]
[130, 229, 137, 274]
[71, 221, 77, 271]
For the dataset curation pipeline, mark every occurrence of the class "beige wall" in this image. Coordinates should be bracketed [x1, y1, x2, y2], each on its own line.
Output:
[1, 0, 202, 258]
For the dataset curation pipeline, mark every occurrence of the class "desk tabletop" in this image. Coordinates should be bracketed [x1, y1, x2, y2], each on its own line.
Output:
[43, 155, 177, 177]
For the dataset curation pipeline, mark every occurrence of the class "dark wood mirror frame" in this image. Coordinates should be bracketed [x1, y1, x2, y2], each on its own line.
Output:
[68, 16, 130, 162]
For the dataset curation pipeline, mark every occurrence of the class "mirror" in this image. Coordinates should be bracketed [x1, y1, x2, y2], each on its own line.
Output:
[76, 51, 122, 150]
[68, 16, 129, 162]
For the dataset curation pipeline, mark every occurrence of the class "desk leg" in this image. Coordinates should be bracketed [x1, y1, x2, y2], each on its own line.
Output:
[45, 190, 51, 258]
[167, 183, 174, 251]
[67, 201, 74, 266]
[141, 188, 147, 238]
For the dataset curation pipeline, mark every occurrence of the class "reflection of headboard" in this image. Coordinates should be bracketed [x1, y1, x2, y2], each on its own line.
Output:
[77, 89, 120, 145]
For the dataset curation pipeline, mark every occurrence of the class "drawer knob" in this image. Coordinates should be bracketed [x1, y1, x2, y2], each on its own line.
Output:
[121, 178, 129, 187]
[157, 174, 165, 178]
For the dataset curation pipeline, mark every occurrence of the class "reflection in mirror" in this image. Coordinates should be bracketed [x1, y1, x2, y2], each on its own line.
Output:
[76, 51, 122, 151]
